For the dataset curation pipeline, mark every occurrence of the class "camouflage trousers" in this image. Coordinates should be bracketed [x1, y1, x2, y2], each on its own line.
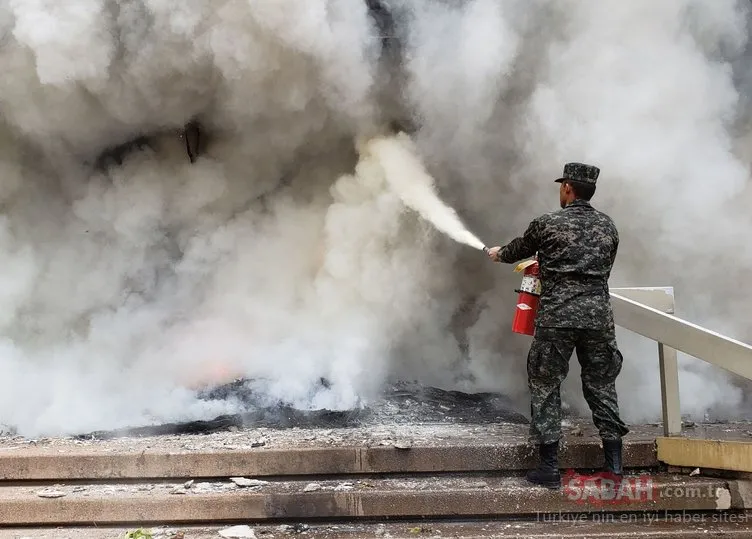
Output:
[526, 327, 630, 445]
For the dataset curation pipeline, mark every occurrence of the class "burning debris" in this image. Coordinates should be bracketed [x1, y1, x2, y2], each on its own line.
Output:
[74, 380, 528, 440]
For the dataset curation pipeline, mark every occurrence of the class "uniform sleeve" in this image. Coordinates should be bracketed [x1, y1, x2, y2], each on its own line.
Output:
[497, 217, 542, 263]
[609, 226, 619, 271]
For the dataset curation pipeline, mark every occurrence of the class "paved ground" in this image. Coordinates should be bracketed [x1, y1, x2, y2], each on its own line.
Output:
[4, 517, 752, 539]
[0, 421, 659, 482]
[1, 420, 749, 455]
[0, 422, 529, 452]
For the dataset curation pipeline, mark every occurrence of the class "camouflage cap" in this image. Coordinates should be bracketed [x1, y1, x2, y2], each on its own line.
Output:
[555, 162, 600, 185]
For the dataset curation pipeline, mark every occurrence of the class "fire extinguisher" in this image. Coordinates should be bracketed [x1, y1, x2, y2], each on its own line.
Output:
[512, 257, 541, 336]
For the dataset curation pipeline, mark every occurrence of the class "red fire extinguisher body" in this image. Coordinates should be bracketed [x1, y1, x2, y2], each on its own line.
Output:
[512, 259, 541, 336]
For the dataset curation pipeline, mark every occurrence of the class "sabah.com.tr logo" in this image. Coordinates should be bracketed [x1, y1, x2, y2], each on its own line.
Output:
[562, 470, 720, 506]
[562, 470, 656, 506]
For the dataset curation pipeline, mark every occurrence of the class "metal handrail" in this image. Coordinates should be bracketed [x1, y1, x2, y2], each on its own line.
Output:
[609, 287, 752, 437]
[611, 293, 752, 380]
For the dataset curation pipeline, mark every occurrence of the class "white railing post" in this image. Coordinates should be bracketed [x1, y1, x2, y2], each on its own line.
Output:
[610, 287, 681, 437]
[658, 343, 682, 436]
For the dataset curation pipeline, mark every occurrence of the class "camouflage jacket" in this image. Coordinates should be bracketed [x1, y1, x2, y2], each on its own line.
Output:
[497, 199, 618, 329]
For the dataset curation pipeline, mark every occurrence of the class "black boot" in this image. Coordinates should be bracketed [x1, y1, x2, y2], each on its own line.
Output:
[603, 438, 623, 476]
[525, 441, 561, 489]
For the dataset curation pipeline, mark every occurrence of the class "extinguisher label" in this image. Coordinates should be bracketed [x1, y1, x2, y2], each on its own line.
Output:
[520, 276, 542, 295]
[517, 303, 533, 310]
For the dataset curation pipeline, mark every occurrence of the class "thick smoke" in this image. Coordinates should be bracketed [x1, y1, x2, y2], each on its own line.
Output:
[0, 0, 750, 436]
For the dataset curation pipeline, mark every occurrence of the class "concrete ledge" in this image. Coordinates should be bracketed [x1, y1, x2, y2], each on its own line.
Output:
[657, 437, 752, 473]
[0, 441, 658, 481]
[0, 476, 732, 526]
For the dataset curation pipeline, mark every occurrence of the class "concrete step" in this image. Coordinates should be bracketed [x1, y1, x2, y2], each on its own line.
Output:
[0, 474, 745, 526]
[5, 421, 751, 483]
[0, 436, 657, 481]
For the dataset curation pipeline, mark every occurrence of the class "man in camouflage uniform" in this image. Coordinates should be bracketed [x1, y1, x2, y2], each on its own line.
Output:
[486, 162, 629, 489]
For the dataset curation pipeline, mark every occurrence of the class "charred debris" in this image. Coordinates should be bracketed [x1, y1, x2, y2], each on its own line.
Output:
[74, 379, 528, 440]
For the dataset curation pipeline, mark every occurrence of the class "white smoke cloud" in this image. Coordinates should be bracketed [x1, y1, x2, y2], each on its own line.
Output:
[0, 0, 749, 437]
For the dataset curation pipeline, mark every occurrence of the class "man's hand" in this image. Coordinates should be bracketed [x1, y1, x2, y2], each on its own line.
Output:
[486, 246, 502, 262]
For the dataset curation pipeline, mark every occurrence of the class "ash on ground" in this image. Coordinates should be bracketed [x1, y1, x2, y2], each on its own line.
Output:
[74, 380, 529, 440]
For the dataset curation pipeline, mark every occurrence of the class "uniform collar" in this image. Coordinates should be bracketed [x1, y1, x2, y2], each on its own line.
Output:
[565, 199, 592, 209]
